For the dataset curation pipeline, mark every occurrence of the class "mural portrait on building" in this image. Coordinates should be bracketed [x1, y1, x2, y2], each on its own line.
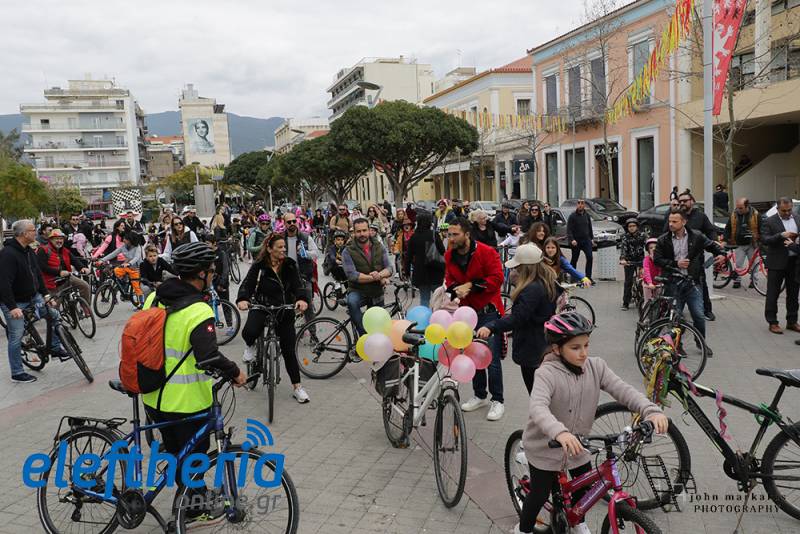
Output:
[187, 118, 215, 154]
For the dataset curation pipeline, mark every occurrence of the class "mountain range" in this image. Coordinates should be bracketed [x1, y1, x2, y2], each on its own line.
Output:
[0, 111, 284, 157]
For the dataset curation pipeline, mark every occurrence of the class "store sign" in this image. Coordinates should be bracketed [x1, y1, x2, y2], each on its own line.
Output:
[594, 144, 619, 158]
[513, 160, 535, 176]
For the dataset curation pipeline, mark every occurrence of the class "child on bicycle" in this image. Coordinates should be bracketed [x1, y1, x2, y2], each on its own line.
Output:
[99, 230, 144, 305]
[323, 230, 348, 284]
[542, 237, 591, 288]
[516, 311, 668, 534]
[140, 244, 177, 295]
[642, 238, 661, 303]
[619, 218, 646, 311]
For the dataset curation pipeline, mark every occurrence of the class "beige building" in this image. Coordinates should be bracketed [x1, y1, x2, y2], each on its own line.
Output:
[179, 84, 232, 166]
[273, 117, 330, 154]
[678, 0, 800, 202]
[145, 144, 179, 180]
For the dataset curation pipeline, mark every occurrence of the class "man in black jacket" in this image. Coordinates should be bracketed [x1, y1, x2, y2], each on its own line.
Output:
[0, 220, 67, 383]
[567, 199, 594, 281]
[493, 203, 516, 238]
[761, 198, 800, 334]
[654, 209, 725, 354]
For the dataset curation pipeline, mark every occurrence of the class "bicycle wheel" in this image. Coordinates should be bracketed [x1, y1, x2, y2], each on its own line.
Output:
[213, 300, 241, 347]
[37, 425, 124, 534]
[712, 257, 733, 289]
[600, 502, 662, 534]
[750, 257, 768, 297]
[762, 422, 800, 520]
[635, 318, 707, 380]
[295, 317, 352, 379]
[322, 282, 339, 311]
[57, 324, 93, 383]
[230, 256, 241, 284]
[311, 286, 323, 317]
[60, 301, 77, 330]
[433, 388, 467, 508]
[564, 295, 596, 325]
[267, 337, 278, 424]
[173, 445, 300, 534]
[93, 282, 116, 318]
[382, 362, 411, 448]
[75, 297, 96, 339]
[593, 402, 691, 510]
[501, 291, 513, 314]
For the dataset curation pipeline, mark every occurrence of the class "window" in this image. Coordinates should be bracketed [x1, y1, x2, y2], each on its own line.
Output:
[637, 137, 655, 210]
[590, 57, 606, 113]
[742, 9, 755, 26]
[115, 100, 124, 109]
[632, 41, 651, 105]
[546, 152, 559, 205]
[565, 148, 586, 198]
[770, 43, 800, 82]
[40, 119, 50, 129]
[116, 135, 125, 146]
[730, 52, 756, 89]
[545, 75, 558, 116]
[516, 98, 531, 116]
[44, 156, 54, 167]
[568, 66, 581, 117]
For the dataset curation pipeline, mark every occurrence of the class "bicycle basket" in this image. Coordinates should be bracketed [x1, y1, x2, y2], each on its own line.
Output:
[373, 356, 402, 397]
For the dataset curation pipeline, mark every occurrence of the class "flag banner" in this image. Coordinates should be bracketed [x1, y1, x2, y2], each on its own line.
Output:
[712, 0, 747, 115]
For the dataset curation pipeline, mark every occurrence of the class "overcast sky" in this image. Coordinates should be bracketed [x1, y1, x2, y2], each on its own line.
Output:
[1, 0, 591, 118]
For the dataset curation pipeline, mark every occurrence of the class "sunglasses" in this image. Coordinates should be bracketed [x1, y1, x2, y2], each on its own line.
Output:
[286, 220, 297, 225]
[173, 223, 183, 227]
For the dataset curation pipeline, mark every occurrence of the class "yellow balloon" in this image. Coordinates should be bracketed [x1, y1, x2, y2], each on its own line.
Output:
[356, 335, 370, 361]
[447, 321, 473, 349]
[425, 324, 446, 345]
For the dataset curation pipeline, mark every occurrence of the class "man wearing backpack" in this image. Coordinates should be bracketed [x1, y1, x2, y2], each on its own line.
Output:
[138, 242, 245, 500]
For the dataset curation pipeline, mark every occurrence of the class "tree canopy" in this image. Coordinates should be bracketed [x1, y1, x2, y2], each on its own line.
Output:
[331, 101, 479, 201]
[0, 129, 22, 161]
[224, 150, 272, 199]
[45, 181, 86, 220]
[0, 155, 47, 219]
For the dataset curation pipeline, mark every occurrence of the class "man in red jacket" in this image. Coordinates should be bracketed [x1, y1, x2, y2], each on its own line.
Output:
[445, 217, 505, 421]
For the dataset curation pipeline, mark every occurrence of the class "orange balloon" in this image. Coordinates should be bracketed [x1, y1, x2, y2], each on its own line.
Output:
[390, 319, 412, 352]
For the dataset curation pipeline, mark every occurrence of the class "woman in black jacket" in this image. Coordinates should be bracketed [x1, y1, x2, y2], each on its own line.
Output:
[405, 212, 445, 307]
[476, 243, 560, 394]
[470, 209, 498, 247]
[236, 233, 311, 403]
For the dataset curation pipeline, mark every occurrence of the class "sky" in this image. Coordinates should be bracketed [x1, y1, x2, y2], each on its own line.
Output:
[1, 0, 590, 119]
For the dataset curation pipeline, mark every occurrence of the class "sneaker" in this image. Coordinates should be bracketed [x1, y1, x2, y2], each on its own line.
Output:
[620, 305, 629, 311]
[571, 523, 592, 534]
[706, 346, 714, 358]
[487, 401, 505, 421]
[293, 386, 310, 403]
[732, 280, 741, 289]
[11, 373, 37, 383]
[242, 345, 257, 363]
[705, 311, 716, 321]
[461, 397, 490, 412]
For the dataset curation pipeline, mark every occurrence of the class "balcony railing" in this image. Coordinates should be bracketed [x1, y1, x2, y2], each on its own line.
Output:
[36, 160, 131, 170]
[25, 141, 127, 150]
[22, 121, 126, 131]
[21, 101, 125, 112]
[44, 88, 129, 97]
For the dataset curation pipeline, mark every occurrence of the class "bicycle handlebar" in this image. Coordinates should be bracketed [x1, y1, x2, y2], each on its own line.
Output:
[248, 303, 297, 313]
[548, 421, 654, 450]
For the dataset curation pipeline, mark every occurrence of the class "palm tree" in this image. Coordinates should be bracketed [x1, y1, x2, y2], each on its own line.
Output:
[0, 129, 22, 161]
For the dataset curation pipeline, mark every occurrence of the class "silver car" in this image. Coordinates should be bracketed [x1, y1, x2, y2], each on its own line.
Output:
[550, 206, 623, 247]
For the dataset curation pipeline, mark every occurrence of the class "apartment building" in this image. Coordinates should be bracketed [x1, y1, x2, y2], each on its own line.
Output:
[424, 57, 535, 202]
[179, 84, 232, 166]
[21, 77, 147, 196]
[273, 117, 330, 154]
[678, 0, 800, 201]
[528, 0, 675, 211]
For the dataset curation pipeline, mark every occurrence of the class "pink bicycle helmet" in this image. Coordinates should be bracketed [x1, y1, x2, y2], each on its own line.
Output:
[257, 213, 271, 222]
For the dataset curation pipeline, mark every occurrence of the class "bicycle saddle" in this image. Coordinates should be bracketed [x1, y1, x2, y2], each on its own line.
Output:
[756, 368, 800, 388]
[108, 379, 137, 397]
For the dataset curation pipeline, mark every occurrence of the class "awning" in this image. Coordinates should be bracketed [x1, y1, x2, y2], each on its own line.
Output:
[430, 160, 472, 176]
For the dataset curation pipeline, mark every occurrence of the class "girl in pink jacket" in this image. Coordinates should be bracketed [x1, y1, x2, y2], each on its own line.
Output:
[642, 237, 662, 302]
[91, 219, 127, 262]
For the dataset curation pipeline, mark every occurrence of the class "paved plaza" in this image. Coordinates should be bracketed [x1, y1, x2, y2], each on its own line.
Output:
[1, 265, 800, 533]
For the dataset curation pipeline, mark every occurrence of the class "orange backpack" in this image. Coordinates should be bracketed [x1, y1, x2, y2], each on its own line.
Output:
[119, 296, 199, 394]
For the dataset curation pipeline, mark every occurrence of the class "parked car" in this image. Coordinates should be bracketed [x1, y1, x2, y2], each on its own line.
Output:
[549, 206, 623, 248]
[471, 201, 499, 217]
[84, 210, 111, 220]
[411, 200, 436, 213]
[637, 202, 727, 237]
[560, 198, 638, 226]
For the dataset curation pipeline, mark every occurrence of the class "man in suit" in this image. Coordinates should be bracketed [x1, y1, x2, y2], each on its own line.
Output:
[762, 197, 800, 334]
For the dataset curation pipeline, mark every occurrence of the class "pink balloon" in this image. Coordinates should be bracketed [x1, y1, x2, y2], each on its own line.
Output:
[364, 333, 394, 365]
[450, 354, 476, 383]
[464, 341, 493, 370]
[430, 310, 453, 329]
[437, 341, 457, 367]
[453, 306, 478, 330]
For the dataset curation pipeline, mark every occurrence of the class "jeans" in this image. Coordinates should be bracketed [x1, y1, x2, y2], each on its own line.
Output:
[418, 285, 432, 308]
[1, 293, 62, 377]
[671, 281, 706, 338]
[570, 240, 593, 279]
[472, 310, 504, 403]
[346, 291, 385, 336]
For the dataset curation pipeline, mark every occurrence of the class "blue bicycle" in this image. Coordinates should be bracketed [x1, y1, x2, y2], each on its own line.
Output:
[36, 357, 299, 533]
[205, 285, 241, 347]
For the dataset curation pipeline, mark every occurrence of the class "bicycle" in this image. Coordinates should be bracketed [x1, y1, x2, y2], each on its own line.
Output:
[634, 272, 709, 380]
[322, 279, 348, 312]
[295, 280, 414, 379]
[378, 327, 468, 508]
[205, 285, 240, 347]
[54, 276, 96, 339]
[504, 422, 662, 533]
[219, 238, 242, 284]
[16, 301, 94, 383]
[622, 260, 644, 314]
[35, 359, 299, 534]
[712, 244, 768, 296]
[558, 283, 596, 324]
[93, 263, 144, 318]
[245, 303, 297, 423]
[600, 347, 800, 524]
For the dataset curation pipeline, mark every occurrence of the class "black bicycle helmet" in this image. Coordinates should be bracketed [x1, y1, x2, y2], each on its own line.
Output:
[171, 242, 217, 276]
[626, 217, 640, 227]
[333, 230, 348, 239]
[544, 311, 595, 345]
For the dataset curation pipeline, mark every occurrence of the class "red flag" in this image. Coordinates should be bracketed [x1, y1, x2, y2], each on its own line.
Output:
[712, 0, 747, 115]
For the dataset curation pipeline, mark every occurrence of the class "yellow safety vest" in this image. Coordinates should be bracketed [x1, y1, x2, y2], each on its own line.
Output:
[141, 291, 215, 413]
